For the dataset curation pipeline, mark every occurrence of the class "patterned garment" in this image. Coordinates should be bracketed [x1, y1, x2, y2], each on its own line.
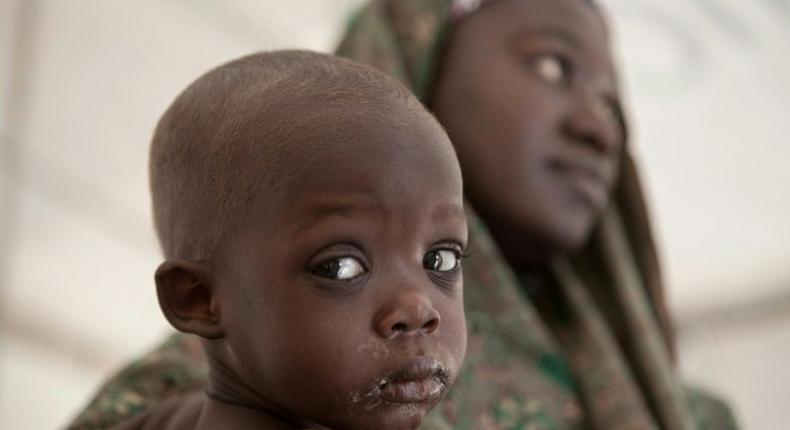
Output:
[67, 1, 737, 429]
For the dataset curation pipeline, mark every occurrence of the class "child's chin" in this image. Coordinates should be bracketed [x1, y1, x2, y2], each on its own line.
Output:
[338, 402, 435, 430]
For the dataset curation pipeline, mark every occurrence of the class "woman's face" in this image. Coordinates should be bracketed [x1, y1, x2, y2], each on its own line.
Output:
[431, 0, 624, 264]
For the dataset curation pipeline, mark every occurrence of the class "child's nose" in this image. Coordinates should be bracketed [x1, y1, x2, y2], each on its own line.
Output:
[373, 289, 440, 339]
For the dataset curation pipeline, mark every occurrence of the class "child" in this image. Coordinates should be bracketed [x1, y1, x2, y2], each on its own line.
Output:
[124, 50, 468, 429]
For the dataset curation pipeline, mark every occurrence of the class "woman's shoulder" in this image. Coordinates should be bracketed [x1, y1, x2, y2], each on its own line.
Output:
[66, 332, 208, 429]
[110, 391, 204, 430]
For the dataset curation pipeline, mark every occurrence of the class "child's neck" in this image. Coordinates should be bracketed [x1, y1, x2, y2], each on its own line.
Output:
[194, 394, 301, 430]
[200, 345, 325, 430]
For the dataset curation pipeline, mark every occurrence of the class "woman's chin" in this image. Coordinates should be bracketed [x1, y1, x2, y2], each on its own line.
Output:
[544, 213, 598, 256]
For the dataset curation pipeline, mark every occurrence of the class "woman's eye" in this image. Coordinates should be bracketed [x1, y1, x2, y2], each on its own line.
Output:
[531, 54, 569, 86]
[423, 249, 460, 272]
[312, 257, 366, 280]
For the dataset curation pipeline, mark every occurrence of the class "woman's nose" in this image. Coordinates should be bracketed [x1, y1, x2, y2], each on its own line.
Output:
[562, 89, 622, 155]
[373, 289, 440, 339]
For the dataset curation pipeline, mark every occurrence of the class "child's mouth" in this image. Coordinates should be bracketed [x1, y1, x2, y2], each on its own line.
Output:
[375, 356, 449, 404]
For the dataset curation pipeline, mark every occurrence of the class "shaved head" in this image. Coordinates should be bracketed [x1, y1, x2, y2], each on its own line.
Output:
[150, 50, 441, 263]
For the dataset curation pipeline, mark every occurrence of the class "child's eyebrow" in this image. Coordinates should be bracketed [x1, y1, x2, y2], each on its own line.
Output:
[290, 200, 386, 237]
[287, 197, 466, 240]
[305, 203, 364, 220]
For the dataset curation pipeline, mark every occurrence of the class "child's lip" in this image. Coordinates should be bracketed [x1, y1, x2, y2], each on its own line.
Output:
[376, 356, 449, 404]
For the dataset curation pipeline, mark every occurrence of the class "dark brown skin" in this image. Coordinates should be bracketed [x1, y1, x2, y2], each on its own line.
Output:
[432, 0, 625, 269]
[153, 101, 468, 430]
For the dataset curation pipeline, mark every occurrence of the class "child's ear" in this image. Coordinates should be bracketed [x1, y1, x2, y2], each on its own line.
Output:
[155, 260, 224, 339]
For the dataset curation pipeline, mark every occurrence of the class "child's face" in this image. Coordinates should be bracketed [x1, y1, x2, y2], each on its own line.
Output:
[432, 0, 624, 261]
[216, 111, 467, 430]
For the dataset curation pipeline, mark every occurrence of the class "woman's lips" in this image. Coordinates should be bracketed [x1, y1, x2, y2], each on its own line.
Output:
[550, 158, 609, 208]
[376, 356, 449, 404]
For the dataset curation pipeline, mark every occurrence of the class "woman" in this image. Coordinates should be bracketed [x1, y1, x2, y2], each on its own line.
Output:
[68, 0, 735, 428]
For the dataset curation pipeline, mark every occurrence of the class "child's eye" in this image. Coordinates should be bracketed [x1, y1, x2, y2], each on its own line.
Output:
[423, 249, 461, 272]
[530, 53, 570, 86]
[312, 257, 366, 280]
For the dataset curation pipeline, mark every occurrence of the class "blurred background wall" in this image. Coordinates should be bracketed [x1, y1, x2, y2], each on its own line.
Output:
[0, 0, 787, 428]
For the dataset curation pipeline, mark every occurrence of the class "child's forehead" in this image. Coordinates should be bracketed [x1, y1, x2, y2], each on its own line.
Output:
[236, 104, 456, 213]
[237, 93, 441, 161]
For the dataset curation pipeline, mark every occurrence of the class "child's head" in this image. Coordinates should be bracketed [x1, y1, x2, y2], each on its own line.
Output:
[150, 50, 467, 429]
